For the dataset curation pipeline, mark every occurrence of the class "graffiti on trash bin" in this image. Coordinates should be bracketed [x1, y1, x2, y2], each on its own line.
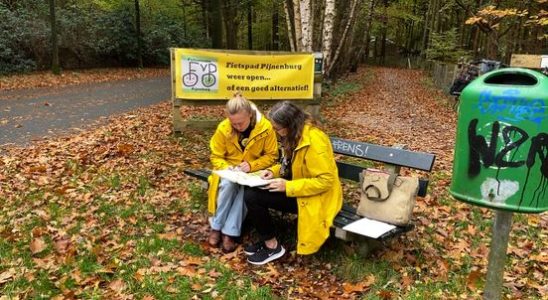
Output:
[477, 89, 545, 126]
[467, 118, 547, 208]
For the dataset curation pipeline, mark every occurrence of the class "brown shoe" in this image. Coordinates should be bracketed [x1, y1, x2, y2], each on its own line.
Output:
[222, 235, 237, 253]
[208, 229, 221, 246]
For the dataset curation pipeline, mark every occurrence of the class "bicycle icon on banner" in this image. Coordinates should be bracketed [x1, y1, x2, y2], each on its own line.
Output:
[182, 60, 218, 89]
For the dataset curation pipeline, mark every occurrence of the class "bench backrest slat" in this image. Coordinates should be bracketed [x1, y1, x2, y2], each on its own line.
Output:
[330, 137, 435, 172]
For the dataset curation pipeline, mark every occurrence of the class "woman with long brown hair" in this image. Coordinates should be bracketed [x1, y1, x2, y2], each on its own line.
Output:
[243, 101, 342, 265]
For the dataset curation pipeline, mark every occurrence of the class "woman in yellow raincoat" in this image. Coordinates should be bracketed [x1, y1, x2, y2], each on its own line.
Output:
[207, 93, 278, 252]
[243, 101, 342, 265]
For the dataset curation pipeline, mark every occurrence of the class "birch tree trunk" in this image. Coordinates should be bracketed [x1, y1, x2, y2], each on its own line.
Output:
[292, 0, 303, 51]
[326, 0, 359, 76]
[283, 0, 296, 51]
[321, 0, 335, 73]
[299, 0, 313, 51]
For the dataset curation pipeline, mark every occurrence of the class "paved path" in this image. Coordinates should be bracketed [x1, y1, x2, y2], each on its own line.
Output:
[0, 76, 170, 146]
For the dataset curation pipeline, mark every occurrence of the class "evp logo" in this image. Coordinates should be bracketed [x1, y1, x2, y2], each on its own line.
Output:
[181, 56, 219, 92]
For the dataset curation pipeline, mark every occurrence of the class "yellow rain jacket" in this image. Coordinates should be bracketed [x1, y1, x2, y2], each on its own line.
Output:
[207, 111, 278, 214]
[270, 124, 343, 255]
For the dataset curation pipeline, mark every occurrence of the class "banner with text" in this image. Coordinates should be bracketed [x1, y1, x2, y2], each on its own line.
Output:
[173, 48, 314, 100]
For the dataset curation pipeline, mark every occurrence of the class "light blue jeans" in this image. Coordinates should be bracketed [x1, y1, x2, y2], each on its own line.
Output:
[210, 178, 247, 237]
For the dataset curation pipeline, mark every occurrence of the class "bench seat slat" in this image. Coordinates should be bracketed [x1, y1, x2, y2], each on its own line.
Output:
[184, 168, 212, 180]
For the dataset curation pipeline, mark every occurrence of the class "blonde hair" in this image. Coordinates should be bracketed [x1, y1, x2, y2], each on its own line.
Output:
[226, 92, 254, 115]
[226, 92, 257, 134]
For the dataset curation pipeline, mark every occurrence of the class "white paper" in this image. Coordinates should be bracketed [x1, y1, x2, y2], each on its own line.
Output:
[342, 217, 396, 239]
[213, 169, 272, 187]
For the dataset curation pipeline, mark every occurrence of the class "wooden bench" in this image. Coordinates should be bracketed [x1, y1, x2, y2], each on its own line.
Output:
[184, 137, 435, 254]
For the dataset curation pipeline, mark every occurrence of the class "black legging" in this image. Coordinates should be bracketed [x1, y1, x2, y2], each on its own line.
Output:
[244, 187, 297, 241]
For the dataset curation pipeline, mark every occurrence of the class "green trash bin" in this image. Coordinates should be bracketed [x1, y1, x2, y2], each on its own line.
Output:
[450, 68, 547, 213]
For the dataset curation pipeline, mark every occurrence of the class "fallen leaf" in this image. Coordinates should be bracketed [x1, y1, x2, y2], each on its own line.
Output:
[0, 268, 16, 284]
[342, 274, 375, 293]
[401, 274, 413, 289]
[158, 232, 178, 240]
[467, 270, 482, 291]
[108, 279, 126, 292]
[30, 238, 47, 254]
[378, 290, 393, 300]
[207, 269, 222, 278]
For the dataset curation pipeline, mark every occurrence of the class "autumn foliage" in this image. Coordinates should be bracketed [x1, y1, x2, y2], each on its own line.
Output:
[0, 67, 546, 299]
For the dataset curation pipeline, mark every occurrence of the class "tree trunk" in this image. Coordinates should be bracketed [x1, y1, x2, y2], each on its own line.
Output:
[363, 0, 375, 62]
[519, 0, 533, 53]
[421, 0, 431, 56]
[134, 0, 143, 68]
[201, 0, 210, 40]
[326, 0, 359, 76]
[49, 0, 60, 74]
[321, 0, 335, 72]
[283, 0, 296, 51]
[428, 0, 438, 47]
[223, 0, 240, 49]
[210, 0, 223, 48]
[486, 32, 498, 60]
[247, 0, 253, 50]
[299, 0, 312, 51]
[272, 1, 280, 50]
[292, 0, 303, 51]
[380, 0, 388, 64]
[181, 0, 187, 40]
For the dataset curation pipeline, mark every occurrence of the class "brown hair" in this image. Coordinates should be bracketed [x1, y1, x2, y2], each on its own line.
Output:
[268, 101, 310, 157]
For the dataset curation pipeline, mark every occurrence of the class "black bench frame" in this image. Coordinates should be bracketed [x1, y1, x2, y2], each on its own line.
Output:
[184, 137, 435, 249]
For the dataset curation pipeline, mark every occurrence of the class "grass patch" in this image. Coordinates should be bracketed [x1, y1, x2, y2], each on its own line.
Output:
[202, 261, 276, 299]
[326, 81, 362, 98]
[1, 277, 31, 298]
[108, 173, 121, 190]
[188, 182, 207, 211]
[181, 242, 204, 257]
[30, 270, 61, 299]
[137, 175, 152, 196]
[79, 253, 103, 275]
[136, 236, 180, 256]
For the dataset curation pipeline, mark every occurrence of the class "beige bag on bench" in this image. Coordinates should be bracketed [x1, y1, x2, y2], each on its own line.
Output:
[356, 169, 419, 226]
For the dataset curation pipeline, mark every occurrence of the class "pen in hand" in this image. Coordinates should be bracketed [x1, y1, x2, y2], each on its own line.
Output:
[260, 170, 274, 179]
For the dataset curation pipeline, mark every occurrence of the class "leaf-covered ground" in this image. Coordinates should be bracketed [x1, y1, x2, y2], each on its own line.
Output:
[0, 68, 169, 92]
[0, 67, 546, 299]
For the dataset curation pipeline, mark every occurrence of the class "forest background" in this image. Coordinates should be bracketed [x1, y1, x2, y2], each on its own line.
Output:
[1, 0, 546, 78]
[1, 0, 547, 299]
